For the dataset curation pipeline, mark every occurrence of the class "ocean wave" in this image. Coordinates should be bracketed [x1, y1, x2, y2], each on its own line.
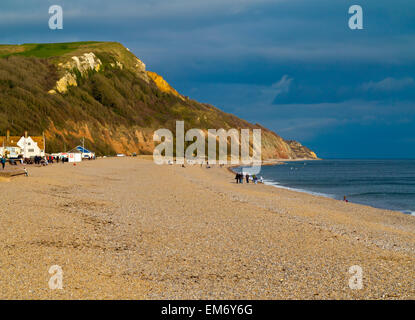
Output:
[347, 191, 415, 197]
[263, 180, 415, 215]
[262, 179, 335, 199]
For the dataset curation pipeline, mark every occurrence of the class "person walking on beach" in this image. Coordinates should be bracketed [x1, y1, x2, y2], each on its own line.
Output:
[1, 157, 6, 170]
[235, 173, 239, 184]
[246, 174, 250, 184]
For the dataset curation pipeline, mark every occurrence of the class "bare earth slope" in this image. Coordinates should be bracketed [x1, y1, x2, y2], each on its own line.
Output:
[0, 158, 413, 299]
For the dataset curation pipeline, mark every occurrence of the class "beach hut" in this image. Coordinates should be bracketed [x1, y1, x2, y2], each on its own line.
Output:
[68, 153, 82, 163]
[67, 148, 82, 163]
[73, 145, 95, 159]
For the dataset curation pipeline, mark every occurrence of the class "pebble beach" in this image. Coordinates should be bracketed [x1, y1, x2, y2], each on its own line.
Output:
[0, 157, 414, 299]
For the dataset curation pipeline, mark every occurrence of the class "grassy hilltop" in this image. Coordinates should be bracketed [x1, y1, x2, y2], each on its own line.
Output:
[0, 41, 317, 159]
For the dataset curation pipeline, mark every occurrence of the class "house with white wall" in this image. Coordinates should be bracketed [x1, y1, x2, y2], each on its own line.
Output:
[0, 131, 45, 158]
[17, 135, 45, 158]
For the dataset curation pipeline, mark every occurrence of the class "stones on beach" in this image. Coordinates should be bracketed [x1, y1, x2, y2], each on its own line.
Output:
[0, 158, 414, 299]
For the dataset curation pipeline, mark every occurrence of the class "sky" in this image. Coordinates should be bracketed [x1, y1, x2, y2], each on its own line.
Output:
[1, 0, 415, 158]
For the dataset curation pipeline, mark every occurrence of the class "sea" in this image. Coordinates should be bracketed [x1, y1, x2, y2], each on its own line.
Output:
[235, 159, 415, 216]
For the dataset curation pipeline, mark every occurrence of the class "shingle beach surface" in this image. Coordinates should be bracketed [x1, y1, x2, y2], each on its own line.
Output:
[0, 158, 414, 299]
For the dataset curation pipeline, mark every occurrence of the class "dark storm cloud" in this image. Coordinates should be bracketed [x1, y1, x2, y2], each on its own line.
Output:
[1, 0, 414, 157]
[272, 76, 415, 104]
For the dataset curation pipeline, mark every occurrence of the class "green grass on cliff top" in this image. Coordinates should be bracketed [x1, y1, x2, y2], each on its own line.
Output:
[13, 42, 100, 58]
[0, 41, 122, 58]
[0, 41, 142, 72]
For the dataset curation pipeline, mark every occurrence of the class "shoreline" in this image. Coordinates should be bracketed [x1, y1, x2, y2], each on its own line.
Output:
[227, 162, 414, 217]
[0, 157, 414, 299]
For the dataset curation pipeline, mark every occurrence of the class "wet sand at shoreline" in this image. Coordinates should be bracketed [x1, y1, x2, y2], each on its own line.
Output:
[0, 157, 414, 299]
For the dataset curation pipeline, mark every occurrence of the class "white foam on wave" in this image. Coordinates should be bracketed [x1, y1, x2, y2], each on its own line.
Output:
[401, 210, 415, 216]
[262, 179, 335, 199]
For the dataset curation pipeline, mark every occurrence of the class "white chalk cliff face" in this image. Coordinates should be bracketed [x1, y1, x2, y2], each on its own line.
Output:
[49, 52, 149, 94]
[63, 52, 102, 74]
[49, 52, 102, 94]
[134, 58, 149, 83]
[110, 61, 124, 69]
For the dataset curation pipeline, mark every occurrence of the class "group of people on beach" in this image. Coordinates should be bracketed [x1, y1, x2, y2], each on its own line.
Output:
[0, 154, 71, 169]
[235, 172, 263, 184]
[32, 155, 62, 165]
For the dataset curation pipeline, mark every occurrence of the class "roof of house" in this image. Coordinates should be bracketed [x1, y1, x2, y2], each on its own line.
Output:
[67, 147, 82, 154]
[0, 136, 44, 149]
[75, 145, 94, 154]
[0, 136, 21, 148]
[30, 136, 45, 150]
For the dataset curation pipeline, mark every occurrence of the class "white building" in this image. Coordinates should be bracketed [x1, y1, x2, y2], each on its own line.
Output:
[0, 145, 21, 158]
[69, 146, 95, 159]
[17, 135, 45, 158]
[64, 148, 82, 162]
[68, 152, 82, 163]
[0, 131, 45, 158]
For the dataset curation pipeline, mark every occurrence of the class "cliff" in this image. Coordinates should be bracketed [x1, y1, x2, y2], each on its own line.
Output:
[0, 41, 318, 159]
